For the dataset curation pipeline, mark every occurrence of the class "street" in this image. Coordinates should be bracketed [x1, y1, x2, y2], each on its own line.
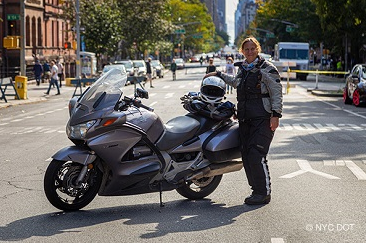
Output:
[0, 64, 366, 243]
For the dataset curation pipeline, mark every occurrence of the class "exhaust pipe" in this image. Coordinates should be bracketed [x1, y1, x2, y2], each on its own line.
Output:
[187, 161, 243, 180]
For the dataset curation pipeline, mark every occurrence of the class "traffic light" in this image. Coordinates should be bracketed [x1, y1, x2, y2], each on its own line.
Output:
[64, 42, 71, 49]
[72, 40, 77, 50]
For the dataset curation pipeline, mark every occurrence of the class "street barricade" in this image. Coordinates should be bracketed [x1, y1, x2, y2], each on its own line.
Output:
[71, 78, 97, 97]
[0, 77, 20, 102]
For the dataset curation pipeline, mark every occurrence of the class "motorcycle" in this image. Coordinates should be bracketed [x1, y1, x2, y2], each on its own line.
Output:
[44, 69, 243, 211]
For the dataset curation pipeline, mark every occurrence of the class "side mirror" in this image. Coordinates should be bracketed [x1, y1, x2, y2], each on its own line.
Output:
[135, 88, 149, 99]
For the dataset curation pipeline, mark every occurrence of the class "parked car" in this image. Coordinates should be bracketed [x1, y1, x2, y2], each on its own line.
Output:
[188, 56, 199, 63]
[344, 64, 366, 107]
[151, 60, 165, 78]
[132, 60, 147, 77]
[175, 58, 185, 69]
[101, 64, 126, 76]
[114, 60, 135, 76]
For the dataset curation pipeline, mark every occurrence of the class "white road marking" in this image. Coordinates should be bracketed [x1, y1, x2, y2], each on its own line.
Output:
[271, 239, 285, 243]
[149, 102, 157, 107]
[344, 160, 366, 180]
[280, 160, 340, 179]
[323, 160, 366, 180]
[165, 93, 174, 98]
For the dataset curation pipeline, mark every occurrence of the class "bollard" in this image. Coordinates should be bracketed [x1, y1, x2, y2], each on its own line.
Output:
[315, 69, 319, 90]
[286, 68, 290, 94]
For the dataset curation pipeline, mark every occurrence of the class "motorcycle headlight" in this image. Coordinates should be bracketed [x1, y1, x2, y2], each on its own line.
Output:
[67, 120, 96, 139]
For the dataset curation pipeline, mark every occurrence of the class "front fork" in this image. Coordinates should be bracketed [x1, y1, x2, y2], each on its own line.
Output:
[52, 146, 97, 187]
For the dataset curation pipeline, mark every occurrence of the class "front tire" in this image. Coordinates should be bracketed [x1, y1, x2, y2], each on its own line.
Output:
[176, 175, 222, 200]
[353, 89, 361, 107]
[44, 160, 102, 211]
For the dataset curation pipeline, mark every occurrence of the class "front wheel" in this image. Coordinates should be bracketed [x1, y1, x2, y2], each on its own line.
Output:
[353, 89, 361, 107]
[44, 160, 102, 211]
[176, 175, 222, 200]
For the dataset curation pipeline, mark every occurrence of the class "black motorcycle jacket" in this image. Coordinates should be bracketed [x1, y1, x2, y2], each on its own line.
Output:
[218, 57, 283, 118]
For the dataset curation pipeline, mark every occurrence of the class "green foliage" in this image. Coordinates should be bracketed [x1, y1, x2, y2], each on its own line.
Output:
[311, 0, 366, 63]
[254, 0, 322, 47]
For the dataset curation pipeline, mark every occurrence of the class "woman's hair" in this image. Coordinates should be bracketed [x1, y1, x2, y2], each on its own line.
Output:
[239, 36, 262, 54]
[227, 57, 233, 63]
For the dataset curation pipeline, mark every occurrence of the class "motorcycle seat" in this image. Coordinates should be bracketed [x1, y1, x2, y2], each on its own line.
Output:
[156, 116, 200, 151]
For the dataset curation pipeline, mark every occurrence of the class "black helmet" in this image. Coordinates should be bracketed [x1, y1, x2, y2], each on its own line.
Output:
[200, 76, 226, 105]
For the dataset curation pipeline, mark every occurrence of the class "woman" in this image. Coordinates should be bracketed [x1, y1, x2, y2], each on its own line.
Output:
[206, 58, 216, 74]
[205, 36, 283, 205]
[224, 57, 235, 94]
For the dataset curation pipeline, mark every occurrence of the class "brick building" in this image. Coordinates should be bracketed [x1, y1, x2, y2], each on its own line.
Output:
[0, 0, 75, 79]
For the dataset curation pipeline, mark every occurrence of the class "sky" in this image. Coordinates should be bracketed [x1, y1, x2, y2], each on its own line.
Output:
[226, 0, 239, 45]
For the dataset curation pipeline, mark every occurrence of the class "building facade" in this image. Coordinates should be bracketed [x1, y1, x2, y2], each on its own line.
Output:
[235, 0, 257, 41]
[0, 0, 75, 78]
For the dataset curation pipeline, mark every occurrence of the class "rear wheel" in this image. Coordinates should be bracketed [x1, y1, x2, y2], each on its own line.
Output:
[176, 175, 222, 200]
[353, 89, 361, 107]
[44, 160, 102, 211]
[343, 87, 352, 104]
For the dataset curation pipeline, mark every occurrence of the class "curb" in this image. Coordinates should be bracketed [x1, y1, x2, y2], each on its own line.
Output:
[307, 88, 343, 97]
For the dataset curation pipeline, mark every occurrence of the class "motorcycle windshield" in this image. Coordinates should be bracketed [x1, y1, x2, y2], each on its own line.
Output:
[78, 68, 127, 111]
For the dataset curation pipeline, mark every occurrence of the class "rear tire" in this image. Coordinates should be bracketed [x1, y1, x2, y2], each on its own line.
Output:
[343, 87, 352, 104]
[176, 175, 222, 200]
[353, 89, 361, 107]
[44, 160, 102, 211]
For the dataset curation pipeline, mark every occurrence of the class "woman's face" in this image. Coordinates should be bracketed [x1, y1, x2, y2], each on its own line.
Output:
[242, 41, 258, 63]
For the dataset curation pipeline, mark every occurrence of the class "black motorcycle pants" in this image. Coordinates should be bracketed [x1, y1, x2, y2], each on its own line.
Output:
[239, 118, 274, 196]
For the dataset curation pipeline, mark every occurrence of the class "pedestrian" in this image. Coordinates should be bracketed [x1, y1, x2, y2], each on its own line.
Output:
[33, 60, 43, 86]
[199, 56, 203, 66]
[45, 60, 60, 95]
[204, 36, 283, 205]
[43, 61, 51, 83]
[56, 60, 64, 88]
[145, 58, 154, 88]
[170, 59, 177, 81]
[206, 58, 216, 74]
[225, 57, 235, 94]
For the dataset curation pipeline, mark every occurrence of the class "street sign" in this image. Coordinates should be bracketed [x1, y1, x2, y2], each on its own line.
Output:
[71, 26, 85, 32]
[7, 14, 20, 21]
[175, 29, 185, 34]
[266, 33, 275, 38]
[286, 25, 295, 32]
[192, 34, 203, 39]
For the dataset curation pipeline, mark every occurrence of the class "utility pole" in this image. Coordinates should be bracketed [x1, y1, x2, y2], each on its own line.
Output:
[20, 0, 26, 76]
[75, 0, 81, 78]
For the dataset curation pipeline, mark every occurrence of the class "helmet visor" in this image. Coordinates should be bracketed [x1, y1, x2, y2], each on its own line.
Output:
[201, 85, 225, 97]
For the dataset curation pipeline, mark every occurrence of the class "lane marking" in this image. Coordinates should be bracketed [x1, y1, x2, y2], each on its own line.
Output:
[271, 239, 285, 243]
[280, 160, 340, 179]
[323, 160, 366, 180]
[344, 160, 366, 180]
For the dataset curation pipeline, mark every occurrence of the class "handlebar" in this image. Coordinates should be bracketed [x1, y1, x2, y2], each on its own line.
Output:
[133, 99, 154, 112]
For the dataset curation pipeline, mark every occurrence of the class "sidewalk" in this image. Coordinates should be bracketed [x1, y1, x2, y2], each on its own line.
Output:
[291, 74, 345, 97]
[0, 82, 75, 109]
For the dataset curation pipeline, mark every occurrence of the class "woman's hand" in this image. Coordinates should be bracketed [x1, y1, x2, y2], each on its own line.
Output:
[203, 71, 218, 79]
[270, 116, 279, 131]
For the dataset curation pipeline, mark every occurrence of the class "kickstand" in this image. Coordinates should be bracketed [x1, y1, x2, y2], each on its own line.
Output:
[159, 182, 165, 208]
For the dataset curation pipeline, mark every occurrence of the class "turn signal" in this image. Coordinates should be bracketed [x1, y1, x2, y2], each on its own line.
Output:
[103, 118, 117, 127]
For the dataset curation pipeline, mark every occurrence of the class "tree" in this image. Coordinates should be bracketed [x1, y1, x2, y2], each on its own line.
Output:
[311, 0, 366, 67]
[253, 0, 323, 52]
[168, 0, 216, 55]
